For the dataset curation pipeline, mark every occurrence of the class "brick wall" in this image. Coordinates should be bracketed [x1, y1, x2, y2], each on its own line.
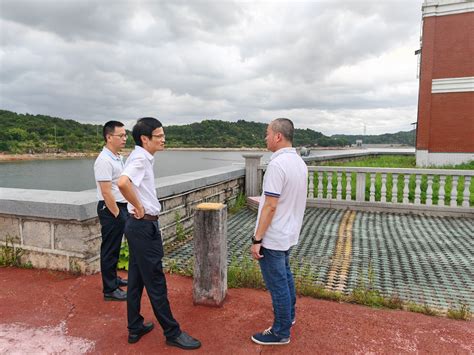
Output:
[416, 11, 474, 153]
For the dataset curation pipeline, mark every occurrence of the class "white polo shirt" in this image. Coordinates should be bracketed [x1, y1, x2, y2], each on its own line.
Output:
[121, 145, 161, 216]
[94, 147, 127, 203]
[255, 147, 308, 251]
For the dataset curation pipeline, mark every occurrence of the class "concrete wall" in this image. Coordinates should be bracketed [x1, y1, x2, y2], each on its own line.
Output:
[0, 165, 244, 274]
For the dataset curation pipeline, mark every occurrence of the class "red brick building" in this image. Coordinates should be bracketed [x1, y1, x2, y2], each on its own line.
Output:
[416, 0, 474, 166]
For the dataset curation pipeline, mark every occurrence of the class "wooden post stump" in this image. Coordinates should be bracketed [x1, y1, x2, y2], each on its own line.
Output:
[193, 202, 227, 307]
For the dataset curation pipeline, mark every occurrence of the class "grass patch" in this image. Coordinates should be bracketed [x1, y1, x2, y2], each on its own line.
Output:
[227, 255, 265, 289]
[150, 252, 468, 320]
[447, 303, 472, 321]
[0, 235, 25, 267]
[406, 302, 439, 316]
[163, 257, 194, 277]
[319, 155, 417, 168]
[229, 193, 247, 214]
[175, 212, 187, 242]
[117, 241, 129, 271]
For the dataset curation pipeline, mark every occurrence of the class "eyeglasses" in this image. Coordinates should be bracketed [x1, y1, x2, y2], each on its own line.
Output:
[110, 134, 128, 139]
[152, 134, 165, 139]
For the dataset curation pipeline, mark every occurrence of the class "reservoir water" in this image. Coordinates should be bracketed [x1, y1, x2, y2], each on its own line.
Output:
[0, 148, 413, 191]
[0, 150, 274, 191]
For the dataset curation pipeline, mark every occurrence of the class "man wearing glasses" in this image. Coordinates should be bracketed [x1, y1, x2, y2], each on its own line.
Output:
[94, 121, 129, 301]
[118, 117, 201, 349]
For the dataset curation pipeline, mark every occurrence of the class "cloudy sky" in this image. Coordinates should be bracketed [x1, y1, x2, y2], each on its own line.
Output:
[0, 0, 423, 135]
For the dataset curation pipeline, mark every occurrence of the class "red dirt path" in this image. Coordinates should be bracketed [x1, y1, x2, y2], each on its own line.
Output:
[1, 268, 472, 354]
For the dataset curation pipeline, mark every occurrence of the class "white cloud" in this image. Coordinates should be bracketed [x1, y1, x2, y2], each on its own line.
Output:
[0, 0, 423, 135]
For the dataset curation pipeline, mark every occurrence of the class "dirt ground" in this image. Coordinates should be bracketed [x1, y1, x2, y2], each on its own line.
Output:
[0, 268, 472, 354]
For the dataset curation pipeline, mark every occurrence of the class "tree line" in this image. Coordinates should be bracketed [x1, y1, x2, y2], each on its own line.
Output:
[332, 131, 416, 145]
[0, 109, 412, 154]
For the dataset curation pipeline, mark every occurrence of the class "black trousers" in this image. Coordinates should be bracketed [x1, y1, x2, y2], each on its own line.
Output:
[125, 218, 181, 339]
[97, 201, 128, 293]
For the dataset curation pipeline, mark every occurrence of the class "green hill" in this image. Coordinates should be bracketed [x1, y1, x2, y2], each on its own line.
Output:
[165, 119, 347, 148]
[0, 110, 109, 153]
[1, 109, 414, 153]
[0, 110, 348, 153]
[331, 130, 415, 146]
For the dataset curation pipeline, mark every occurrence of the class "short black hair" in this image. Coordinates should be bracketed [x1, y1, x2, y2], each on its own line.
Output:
[132, 117, 163, 146]
[271, 118, 294, 143]
[102, 121, 124, 141]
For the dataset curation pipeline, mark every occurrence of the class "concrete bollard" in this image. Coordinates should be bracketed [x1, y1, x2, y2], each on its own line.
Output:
[243, 154, 263, 197]
[193, 202, 227, 307]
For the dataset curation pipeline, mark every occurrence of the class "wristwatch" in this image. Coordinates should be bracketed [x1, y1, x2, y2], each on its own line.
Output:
[251, 236, 262, 244]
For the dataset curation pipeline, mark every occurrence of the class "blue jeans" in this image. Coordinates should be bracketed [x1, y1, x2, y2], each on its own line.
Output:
[258, 247, 296, 338]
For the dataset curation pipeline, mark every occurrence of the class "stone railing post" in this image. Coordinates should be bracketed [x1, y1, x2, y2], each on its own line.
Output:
[193, 202, 227, 307]
[356, 172, 366, 201]
[243, 154, 263, 197]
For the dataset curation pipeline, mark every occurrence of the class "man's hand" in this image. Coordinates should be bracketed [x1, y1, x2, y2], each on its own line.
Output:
[132, 205, 145, 219]
[118, 176, 144, 219]
[251, 243, 263, 260]
[98, 181, 120, 217]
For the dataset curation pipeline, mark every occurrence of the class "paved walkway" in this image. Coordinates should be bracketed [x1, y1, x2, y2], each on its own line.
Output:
[166, 208, 474, 311]
[1, 268, 473, 354]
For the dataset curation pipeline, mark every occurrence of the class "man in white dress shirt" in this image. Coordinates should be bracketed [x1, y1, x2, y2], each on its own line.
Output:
[118, 117, 201, 350]
[94, 121, 128, 301]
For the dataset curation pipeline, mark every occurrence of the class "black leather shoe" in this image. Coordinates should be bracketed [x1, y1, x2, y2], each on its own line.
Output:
[118, 276, 128, 286]
[128, 322, 154, 344]
[166, 331, 201, 350]
[104, 287, 127, 301]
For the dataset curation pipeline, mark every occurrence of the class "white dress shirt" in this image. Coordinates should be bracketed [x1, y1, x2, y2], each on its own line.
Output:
[121, 145, 161, 216]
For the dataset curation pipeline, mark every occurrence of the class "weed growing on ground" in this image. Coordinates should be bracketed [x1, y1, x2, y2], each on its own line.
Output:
[0, 235, 24, 267]
[350, 263, 404, 309]
[181, 257, 194, 277]
[175, 213, 187, 242]
[229, 193, 247, 214]
[69, 260, 82, 275]
[159, 252, 466, 320]
[164, 257, 194, 277]
[406, 302, 439, 316]
[447, 303, 471, 321]
[292, 258, 344, 301]
[164, 259, 181, 274]
[227, 255, 265, 289]
[117, 241, 129, 271]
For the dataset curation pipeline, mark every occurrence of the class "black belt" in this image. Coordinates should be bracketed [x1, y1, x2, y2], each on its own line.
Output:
[142, 214, 159, 221]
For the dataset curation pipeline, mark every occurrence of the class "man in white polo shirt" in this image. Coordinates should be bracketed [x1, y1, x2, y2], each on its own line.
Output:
[250, 118, 308, 346]
[94, 120, 129, 302]
[118, 117, 201, 350]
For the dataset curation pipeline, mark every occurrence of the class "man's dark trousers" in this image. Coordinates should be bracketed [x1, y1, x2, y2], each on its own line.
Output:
[125, 218, 181, 339]
[97, 201, 128, 293]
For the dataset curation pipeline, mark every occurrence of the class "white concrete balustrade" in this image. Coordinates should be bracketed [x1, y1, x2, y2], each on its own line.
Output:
[255, 165, 473, 217]
[308, 167, 473, 216]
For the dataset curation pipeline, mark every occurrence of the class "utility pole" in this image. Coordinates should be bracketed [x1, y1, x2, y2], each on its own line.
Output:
[54, 125, 57, 146]
[411, 122, 417, 147]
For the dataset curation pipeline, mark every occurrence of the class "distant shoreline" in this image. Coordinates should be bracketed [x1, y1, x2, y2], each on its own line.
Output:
[0, 146, 354, 162]
[0, 147, 269, 162]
